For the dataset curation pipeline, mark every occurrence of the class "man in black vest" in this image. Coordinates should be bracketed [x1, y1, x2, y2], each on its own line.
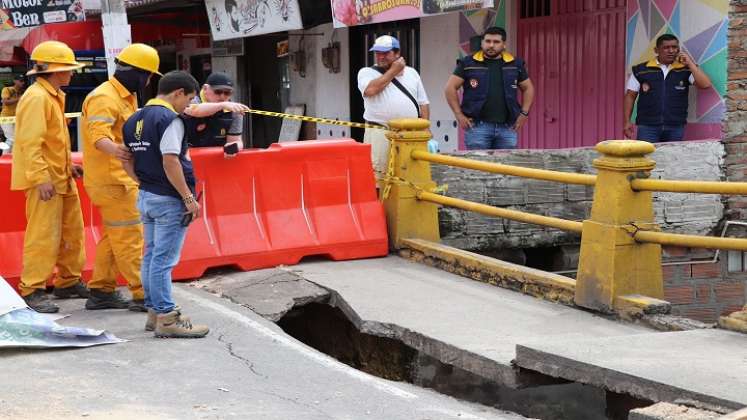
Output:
[624, 34, 712, 143]
[445, 26, 535, 150]
[182, 72, 248, 158]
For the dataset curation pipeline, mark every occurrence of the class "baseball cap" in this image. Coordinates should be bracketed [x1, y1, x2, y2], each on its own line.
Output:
[13, 74, 25, 81]
[205, 72, 234, 90]
[369, 35, 400, 52]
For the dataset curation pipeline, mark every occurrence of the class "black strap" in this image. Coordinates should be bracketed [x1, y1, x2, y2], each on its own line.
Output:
[372, 66, 421, 118]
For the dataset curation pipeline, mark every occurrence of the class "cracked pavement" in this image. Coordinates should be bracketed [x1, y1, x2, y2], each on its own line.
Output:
[0, 283, 525, 420]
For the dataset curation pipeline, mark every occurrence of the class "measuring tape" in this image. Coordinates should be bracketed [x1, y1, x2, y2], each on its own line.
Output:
[0, 109, 384, 130]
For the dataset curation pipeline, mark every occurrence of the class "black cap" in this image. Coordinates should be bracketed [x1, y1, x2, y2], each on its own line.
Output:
[205, 72, 233, 90]
[13, 74, 25, 81]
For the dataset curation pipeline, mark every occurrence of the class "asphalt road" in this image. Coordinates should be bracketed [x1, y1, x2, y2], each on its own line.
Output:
[0, 284, 525, 420]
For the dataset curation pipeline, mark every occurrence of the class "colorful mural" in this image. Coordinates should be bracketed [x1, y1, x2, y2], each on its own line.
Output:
[457, 0, 505, 57]
[627, 0, 728, 139]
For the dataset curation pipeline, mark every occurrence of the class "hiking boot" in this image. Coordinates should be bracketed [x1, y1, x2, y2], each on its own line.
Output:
[154, 310, 209, 339]
[85, 289, 130, 310]
[128, 299, 147, 313]
[145, 308, 156, 332]
[145, 305, 180, 331]
[53, 282, 90, 299]
[23, 290, 60, 313]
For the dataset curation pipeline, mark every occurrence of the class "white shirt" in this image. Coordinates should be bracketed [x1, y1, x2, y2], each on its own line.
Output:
[357, 66, 429, 125]
[160, 118, 185, 155]
[626, 60, 695, 92]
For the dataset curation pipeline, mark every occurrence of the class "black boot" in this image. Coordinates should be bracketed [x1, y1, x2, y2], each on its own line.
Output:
[128, 299, 148, 313]
[85, 289, 130, 310]
[24, 290, 60, 313]
[53, 282, 90, 299]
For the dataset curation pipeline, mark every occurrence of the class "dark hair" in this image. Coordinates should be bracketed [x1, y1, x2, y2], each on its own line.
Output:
[656, 34, 679, 48]
[483, 26, 507, 42]
[225, 0, 236, 11]
[157, 70, 199, 95]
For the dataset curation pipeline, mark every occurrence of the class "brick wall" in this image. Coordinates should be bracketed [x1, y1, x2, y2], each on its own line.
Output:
[726, 1, 747, 219]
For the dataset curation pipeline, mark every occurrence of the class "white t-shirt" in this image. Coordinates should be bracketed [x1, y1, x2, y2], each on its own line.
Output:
[160, 118, 185, 155]
[357, 66, 429, 125]
[626, 60, 695, 92]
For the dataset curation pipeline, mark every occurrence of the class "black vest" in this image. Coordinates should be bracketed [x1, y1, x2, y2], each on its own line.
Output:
[124, 100, 195, 198]
[632, 61, 692, 126]
[183, 111, 234, 147]
[459, 52, 523, 124]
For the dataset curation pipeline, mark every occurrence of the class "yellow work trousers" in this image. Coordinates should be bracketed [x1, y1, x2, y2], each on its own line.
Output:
[86, 185, 144, 300]
[19, 184, 85, 297]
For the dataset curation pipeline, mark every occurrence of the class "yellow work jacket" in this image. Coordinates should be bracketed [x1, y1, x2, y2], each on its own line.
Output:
[11, 78, 73, 193]
[1, 86, 20, 117]
[82, 77, 138, 188]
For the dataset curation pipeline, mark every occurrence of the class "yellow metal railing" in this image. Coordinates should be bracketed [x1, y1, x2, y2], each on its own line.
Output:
[382, 118, 747, 313]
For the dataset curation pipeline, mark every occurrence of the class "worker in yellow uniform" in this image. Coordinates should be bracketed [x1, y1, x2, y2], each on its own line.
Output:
[11, 41, 88, 313]
[82, 44, 162, 312]
[1, 74, 27, 153]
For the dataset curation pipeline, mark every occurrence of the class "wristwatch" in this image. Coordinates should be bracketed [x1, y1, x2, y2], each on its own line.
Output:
[520, 110, 529, 117]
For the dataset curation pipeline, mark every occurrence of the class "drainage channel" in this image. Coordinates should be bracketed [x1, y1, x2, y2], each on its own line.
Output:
[277, 302, 652, 420]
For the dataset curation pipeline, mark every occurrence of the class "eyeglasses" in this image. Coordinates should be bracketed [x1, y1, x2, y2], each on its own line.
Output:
[213, 89, 232, 96]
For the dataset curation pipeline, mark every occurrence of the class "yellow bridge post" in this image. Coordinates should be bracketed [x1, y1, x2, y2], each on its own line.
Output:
[575, 140, 664, 312]
[383, 118, 440, 249]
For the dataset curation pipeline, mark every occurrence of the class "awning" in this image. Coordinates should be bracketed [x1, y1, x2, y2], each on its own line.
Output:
[0, 27, 31, 64]
[22, 21, 104, 53]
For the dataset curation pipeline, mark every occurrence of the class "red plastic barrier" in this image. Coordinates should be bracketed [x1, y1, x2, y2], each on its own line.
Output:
[1, 140, 389, 289]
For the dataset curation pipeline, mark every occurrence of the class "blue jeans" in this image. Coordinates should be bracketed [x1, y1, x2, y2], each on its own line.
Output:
[137, 190, 188, 314]
[464, 121, 518, 150]
[637, 125, 685, 143]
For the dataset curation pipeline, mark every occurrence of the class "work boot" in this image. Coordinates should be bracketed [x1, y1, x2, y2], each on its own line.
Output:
[53, 282, 90, 299]
[85, 289, 130, 310]
[23, 290, 60, 313]
[145, 308, 156, 332]
[154, 310, 209, 339]
[128, 299, 147, 313]
[145, 304, 180, 331]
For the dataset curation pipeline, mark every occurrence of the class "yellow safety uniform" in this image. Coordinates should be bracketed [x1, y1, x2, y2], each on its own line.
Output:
[82, 77, 144, 300]
[11, 77, 85, 297]
[1, 86, 20, 117]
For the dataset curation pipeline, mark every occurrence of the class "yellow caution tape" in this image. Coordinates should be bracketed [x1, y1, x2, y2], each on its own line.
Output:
[0, 109, 382, 131]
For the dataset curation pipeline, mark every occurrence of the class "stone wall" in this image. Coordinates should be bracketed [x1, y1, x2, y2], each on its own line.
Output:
[433, 140, 725, 251]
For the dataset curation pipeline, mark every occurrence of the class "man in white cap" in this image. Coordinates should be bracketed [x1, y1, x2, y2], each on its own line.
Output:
[357, 35, 429, 181]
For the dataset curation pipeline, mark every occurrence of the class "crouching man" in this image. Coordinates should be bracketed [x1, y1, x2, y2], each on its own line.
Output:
[123, 71, 209, 338]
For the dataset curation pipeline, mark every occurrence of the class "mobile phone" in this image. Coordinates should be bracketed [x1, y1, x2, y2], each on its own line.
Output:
[181, 191, 203, 227]
[224, 143, 239, 155]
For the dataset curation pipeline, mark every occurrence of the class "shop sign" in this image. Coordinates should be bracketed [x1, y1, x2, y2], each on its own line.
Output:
[205, 0, 303, 41]
[0, 0, 85, 29]
[331, 0, 493, 28]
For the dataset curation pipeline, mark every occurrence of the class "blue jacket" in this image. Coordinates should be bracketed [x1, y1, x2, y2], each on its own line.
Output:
[124, 98, 195, 198]
[459, 51, 526, 125]
[632, 60, 692, 126]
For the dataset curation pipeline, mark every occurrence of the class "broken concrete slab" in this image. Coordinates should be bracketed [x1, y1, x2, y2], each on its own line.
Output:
[288, 256, 649, 388]
[515, 329, 747, 411]
[193, 268, 330, 321]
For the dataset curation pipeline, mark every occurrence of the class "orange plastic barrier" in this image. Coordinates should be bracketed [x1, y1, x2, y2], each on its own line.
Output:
[1, 140, 389, 289]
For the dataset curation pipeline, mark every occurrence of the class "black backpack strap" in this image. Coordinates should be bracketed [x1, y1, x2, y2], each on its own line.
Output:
[372, 66, 421, 118]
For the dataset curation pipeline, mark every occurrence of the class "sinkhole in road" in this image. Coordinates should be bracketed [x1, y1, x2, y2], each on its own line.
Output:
[277, 302, 652, 420]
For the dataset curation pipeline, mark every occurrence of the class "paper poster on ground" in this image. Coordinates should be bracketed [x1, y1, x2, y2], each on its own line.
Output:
[205, 0, 303, 41]
[330, 0, 494, 28]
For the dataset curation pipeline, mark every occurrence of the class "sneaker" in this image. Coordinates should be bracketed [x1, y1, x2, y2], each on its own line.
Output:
[23, 290, 60, 313]
[53, 282, 90, 299]
[128, 299, 147, 313]
[145, 308, 156, 332]
[85, 289, 130, 310]
[154, 310, 209, 339]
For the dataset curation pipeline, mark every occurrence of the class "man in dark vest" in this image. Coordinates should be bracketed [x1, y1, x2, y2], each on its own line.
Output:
[122, 70, 209, 339]
[624, 34, 712, 142]
[182, 72, 248, 158]
[445, 26, 535, 150]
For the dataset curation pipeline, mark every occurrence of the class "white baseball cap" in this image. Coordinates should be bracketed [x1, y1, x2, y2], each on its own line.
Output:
[369, 35, 400, 52]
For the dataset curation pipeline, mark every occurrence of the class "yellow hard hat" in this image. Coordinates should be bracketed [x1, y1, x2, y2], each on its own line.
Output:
[117, 43, 162, 76]
[26, 41, 86, 76]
